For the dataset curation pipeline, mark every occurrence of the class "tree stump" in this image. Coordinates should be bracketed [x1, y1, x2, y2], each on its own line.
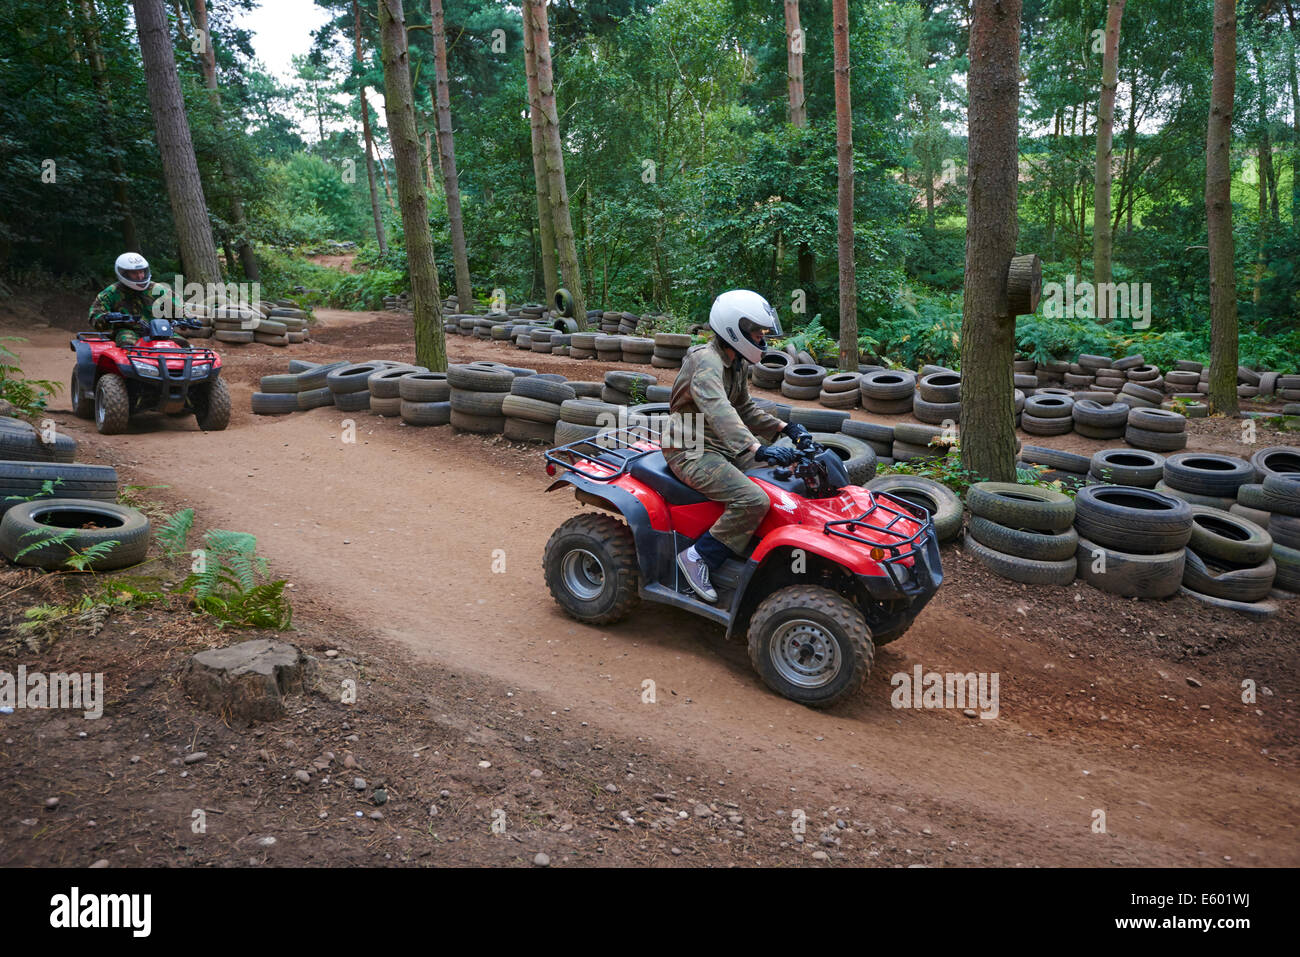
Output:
[1006, 254, 1042, 315]
[181, 639, 317, 726]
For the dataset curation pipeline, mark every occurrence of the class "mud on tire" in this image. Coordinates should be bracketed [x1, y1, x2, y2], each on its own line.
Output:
[543, 512, 640, 625]
[193, 378, 231, 431]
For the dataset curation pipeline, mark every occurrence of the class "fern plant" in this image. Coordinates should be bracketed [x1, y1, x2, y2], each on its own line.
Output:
[14, 527, 124, 572]
[165, 518, 292, 630]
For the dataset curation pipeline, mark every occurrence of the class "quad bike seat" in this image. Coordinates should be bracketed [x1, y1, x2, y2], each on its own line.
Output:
[629, 451, 710, 506]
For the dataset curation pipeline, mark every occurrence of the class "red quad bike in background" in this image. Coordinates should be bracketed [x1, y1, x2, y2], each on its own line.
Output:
[70, 313, 230, 434]
[542, 429, 943, 707]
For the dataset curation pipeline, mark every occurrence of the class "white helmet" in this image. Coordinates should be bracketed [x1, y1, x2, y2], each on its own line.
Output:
[115, 252, 151, 291]
[708, 289, 782, 364]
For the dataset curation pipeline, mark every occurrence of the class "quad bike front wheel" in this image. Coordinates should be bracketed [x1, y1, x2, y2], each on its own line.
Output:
[543, 512, 640, 625]
[193, 378, 231, 431]
[747, 585, 874, 707]
[70, 371, 94, 419]
[94, 373, 130, 435]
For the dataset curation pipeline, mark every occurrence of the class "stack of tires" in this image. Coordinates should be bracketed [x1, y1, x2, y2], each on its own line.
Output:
[325, 361, 388, 412]
[1155, 452, 1254, 511]
[529, 328, 556, 355]
[1180, 506, 1278, 614]
[1071, 397, 1129, 439]
[1231, 459, 1300, 596]
[551, 334, 572, 357]
[251, 359, 351, 415]
[786, 407, 849, 434]
[368, 366, 429, 417]
[0, 416, 76, 462]
[1021, 393, 1074, 436]
[652, 333, 691, 369]
[1073, 485, 1192, 598]
[1035, 359, 1071, 389]
[892, 422, 954, 463]
[782, 364, 825, 400]
[0, 461, 116, 517]
[617, 312, 641, 336]
[865, 475, 964, 543]
[819, 372, 861, 410]
[555, 397, 622, 445]
[963, 482, 1077, 585]
[621, 337, 655, 365]
[595, 335, 624, 362]
[599, 312, 622, 335]
[502, 375, 574, 444]
[211, 304, 261, 344]
[1125, 407, 1187, 452]
[399, 372, 451, 426]
[859, 370, 915, 415]
[749, 350, 792, 390]
[1087, 448, 1164, 488]
[569, 332, 598, 360]
[602, 370, 655, 406]
[914, 371, 960, 425]
[1016, 446, 1091, 488]
[1277, 374, 1300, 403]
[448, 363, 514, 434]
[842, 420, 894, 465]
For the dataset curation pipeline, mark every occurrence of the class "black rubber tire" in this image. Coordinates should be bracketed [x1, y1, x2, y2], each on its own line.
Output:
[1273, 542, 1300, 592]
[819, 388, 860, 410]
[1182, 548, 1275, 602]
[334, 389, 371, 413]
[1072, 399, 1129, 428]
[0, 498, 150, 570]
[70, 370, 95, 419]
[1073, 421, 1126, 440]
[0, 462, 118, 517]
[841, 419, 894, 444]
[893, 439, 947, 461]
[1074, 534, 1185, 598]
[966, 481, 1075, 532]
[1089, 449, 1164, 486]
[1021, 412, 1074, 436]
[501, 394, 563, 424]
[327, 363, 384, 394]
[1024, 394, 1074, 418]
[511, 376, 576, 404]
[0, 421, 76, 463]
[553, 287, 575, 317]
[1073, 485, 1193, 554]
[1258, 475, 1300, 517]
[1129, 407, 1186, 433]
[964, 533, 1076, 585]
[1163, 452, 1255, 497]
[543, 512, 640, 625]
[787, 407, 850, 432]
[399, 400, 451, 426]
[1125, 424, 1187, 452]
[251, 391, 298, 415]
[297, 387, 334, 410]
[369, 396, 402, 417]
[398, 373, 450, 402]
[1251, 446, 1300, 481]
[368, 367, 418, 399]
[1018, 445, 1091, 475]
[191, 378, 231, 431]
[94, 373, 131, 435]
[1178, 585, 1278, 618]
[450, 389, 508, 417]
[865, 475, 963, 543]
[860, 370, 916, 400]
[1121, 381, 1163, 404]
[296, 361, 351, 391]
[1187, 505, 1274, 565]
[605, 370, 656, 394]
[1154, 481, 1236, 512]
[1268, 513, 1300, 550]
[917, 372, 961, 403]
[968, 515, 1079, 562]
[912, 396, 961, 425]
[781, 382, 822, 400]
[259, 373, 302, 394]
[503, 417, 556, 443]
[446, 364, 514, 392]
[747, 585, 873, 709]
[553, 420, 601, 444]
[449, 409, 504, 433]
[560, 398, 622, 427]
[860, 394, 914, 415]
[568, 381, 605, 399]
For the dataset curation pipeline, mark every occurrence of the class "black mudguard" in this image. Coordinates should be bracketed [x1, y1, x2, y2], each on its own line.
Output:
[71, 340, 98, 396]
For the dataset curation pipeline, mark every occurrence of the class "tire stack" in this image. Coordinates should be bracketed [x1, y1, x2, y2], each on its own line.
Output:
[399, 373, 451, 426]
[1179, 506, 1278, 614]
[212, 304, 260, 344]
[621, 337, 655, 365]
[1017, 446, 1091, 488]
[1071, 397, 1129, 439]
[782, 364, 825, 401]
[859, 370, 915, 415]
[1021, 394, 1074, 436]
[599, 312, 622, 335]
[326, 361, 387, 412]
[1013, 359, 1037, 396]
[595, 335, 624, 362]
[617, 312, 641, 337]
[1125, 407, 1187, 452]
[1091, 361, 1127, 396]
[368, 366, 428, 417]
[569, 332, 598, 360]
[865, 474, 964, 543]
[842, 420, 895, 466]
[1278, 374, 1300, 404]
[1087, 448, 1164, 488]
[555, 396, 622, 444]
[0, 416, 76, 462]
[251, 360, 350, 415]
[964, 482, 1078, 585]
[749, 350, 792, 390]
[1035, 359, 1070, 390]
[448, 363, 514, 434]
[1155, 452, 1254, 511]
[1163, 361, 1203, 400]
[502, 376, 574, 444]
[913, 371, 960, 425]
[892, 422, 954, 463]
[1230, 470, 1300, 595]
[652, 333, 691, 369]
[603, 370, 655, 406]
[1072, 485, 1193, 598]
[819, 372, 861, 410]
[529, 328, 556, 355]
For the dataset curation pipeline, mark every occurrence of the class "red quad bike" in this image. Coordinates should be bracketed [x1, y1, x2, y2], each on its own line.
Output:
[70, 313, 230, 434]
[542, 429, 943, 707]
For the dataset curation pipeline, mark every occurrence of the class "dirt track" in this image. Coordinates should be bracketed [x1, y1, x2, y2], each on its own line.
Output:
[5, 299, 1299, 867]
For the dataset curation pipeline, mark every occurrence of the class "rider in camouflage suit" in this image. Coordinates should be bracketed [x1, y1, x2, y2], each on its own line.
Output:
[89, 252, 183, 346]
[662, 289, 812, 603]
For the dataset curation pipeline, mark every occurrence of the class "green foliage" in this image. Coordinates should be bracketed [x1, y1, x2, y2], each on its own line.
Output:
[17, 578, 163, 642]
[4, 477, 62, 507]
[774, 315, 837, 363]
[173, 525, 292, 630]
[155, 507, 195, 556]
[14, 527, 124, 572]
[0, 338, 58, 416]
[878, 442, 1075, 499]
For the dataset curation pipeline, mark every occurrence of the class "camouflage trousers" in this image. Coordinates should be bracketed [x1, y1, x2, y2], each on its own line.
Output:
[663, 447, 769, 555]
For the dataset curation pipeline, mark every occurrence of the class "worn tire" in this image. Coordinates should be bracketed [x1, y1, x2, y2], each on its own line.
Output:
[543, 512, 640, 625]
[553, 420, 602, 444]
[399, 373, 450, 403]
[559, 398, 622, 428]
[94, 373, 131, 435]
[787, 407, 850, 433]
[1273, 542, 1300, 592]
[968, 515, 1079, 562]
[1268, 513, 1300, 550]
[1125, 424, 1187, 452]
[1074, 534, 1185, 598]
[1089, 449, 1164, 487]
[327, 363, 384, 394]
[512, 376, 576, 404]
[296, 361, 351, 391]
[399, 400, 450, 426]
[501, 394, 563, 424]
[1163, 452, 1255, 498]
[1258, 475, 1300, 517]
[0, 421, 76, 463]
[192, 378, 231, 431]
[1129, 407, 1186, 433]
[966, 481, 1075, 532]
[0, 462, 117, 517]
[1182, 549, 1275, 603]
[1187, 505, 1274, 565]
[865, 475, 963, 543]
[450, 389, 508, 417]
[964, 533, 1076, 585]
[0, 498, 149, 570]
[449, 409, 504, 433]
[296, 387, 334, 410]
[334, 389, 371, 413]
[1018, 445, 1090, 475]
[1073, 485, 1193, 554]
[251, 391, 298, 415]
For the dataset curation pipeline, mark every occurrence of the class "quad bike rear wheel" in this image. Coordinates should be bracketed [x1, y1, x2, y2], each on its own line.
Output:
[193, 378, 231, 431]
[747, 585, 874, 707]
[94, 373, 130, 435]
[543, 512, 640, 625]
[70, 370, 94, 419]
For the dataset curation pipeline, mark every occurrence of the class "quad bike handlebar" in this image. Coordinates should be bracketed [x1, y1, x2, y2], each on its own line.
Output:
[100, 311, 202, 332]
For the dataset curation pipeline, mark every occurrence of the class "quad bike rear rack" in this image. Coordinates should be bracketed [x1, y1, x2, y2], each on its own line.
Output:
[544, 425, 663, 482]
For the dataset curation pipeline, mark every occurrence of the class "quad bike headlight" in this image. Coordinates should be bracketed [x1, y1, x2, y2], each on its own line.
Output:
[130, 358, 160, 378]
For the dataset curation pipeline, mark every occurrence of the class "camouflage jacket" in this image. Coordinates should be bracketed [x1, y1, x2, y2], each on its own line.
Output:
[88, 282, 182, 329]
[663, 337, 784, 457]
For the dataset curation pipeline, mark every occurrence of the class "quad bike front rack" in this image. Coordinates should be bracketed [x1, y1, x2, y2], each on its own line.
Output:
[824, 491, 939, 597]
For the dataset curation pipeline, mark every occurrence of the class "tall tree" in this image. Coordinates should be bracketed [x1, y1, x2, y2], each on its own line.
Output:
[1252, 43, 1274, 304]
[1092, 0, 1125, 320]
[1206, 0, 1238, 415]
[76, 0, 138, 251]
[784, 1, 806, 127]
[521, 3, 559, 305]
[525, 0, 587, 329]
[378, 0, 445, 370]
[832, 0, 855, 369]
[959, 0, 1022, 483]
[353, 0, 387, 255]
[133, 0, 221, 287]
[430, 0, 474, 312]
[193, 0, 259, 281]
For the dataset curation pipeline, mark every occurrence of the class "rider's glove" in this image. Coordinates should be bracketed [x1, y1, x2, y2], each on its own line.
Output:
[756, 444, 799, 466]
[781, 422, 814, 449]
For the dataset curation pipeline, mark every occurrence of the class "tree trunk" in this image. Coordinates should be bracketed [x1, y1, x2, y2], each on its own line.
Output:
[424, 127, 436, 191]
[521, 2, 559, 307]
[430, 0, 474, 313]
[1206, 0, 1238, 415]
[193, 0, 259, 281]
[1289, 36, 1299, 226]
[832, 0, 856, 370]
[378, 0, 445, 371]
[959, 0, 1022, 484]
[378, 143, 395, 210]
[784, 1, 806, 127]
[1092, 0, 1125, 320]
[1254, 44, 1273, 305]
[525, 0, 587, 330]
[76, 0, 138, 251]
[133, 0, 221, 288]
[353, 0, 387, 255]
